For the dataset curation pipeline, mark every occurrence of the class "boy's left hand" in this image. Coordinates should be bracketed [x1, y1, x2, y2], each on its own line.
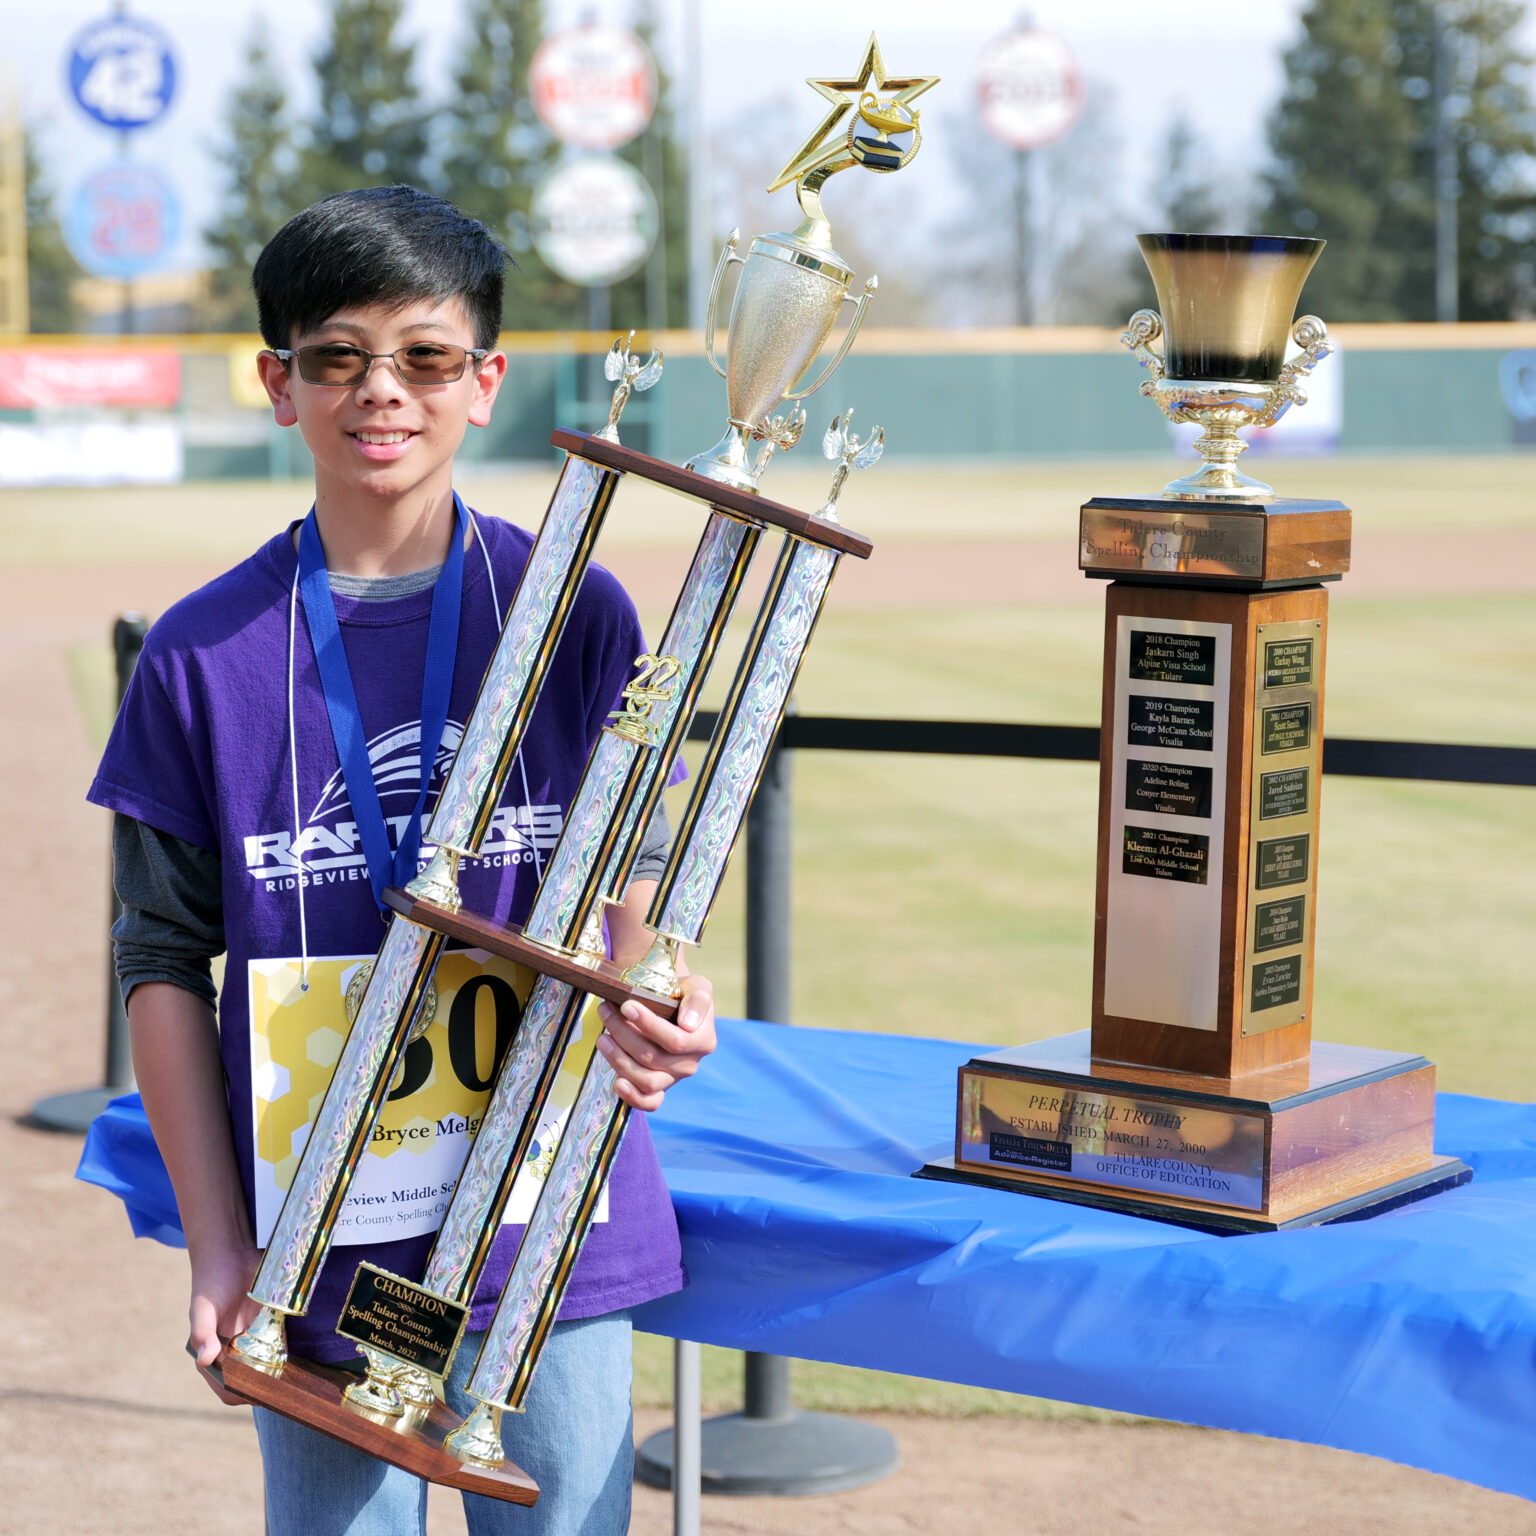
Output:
[596, 974, 716, 1112]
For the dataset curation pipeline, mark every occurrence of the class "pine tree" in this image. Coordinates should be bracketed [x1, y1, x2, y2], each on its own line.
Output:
[203, 19, 300, 331]
[23, 125, 82, 333]
[1423, 0, 1536, 318]
[436, 0, 579, 329]
[1262, 0, 1536, 320]
[1154, 112, 1225, 234]
[302, 0, 428, 199]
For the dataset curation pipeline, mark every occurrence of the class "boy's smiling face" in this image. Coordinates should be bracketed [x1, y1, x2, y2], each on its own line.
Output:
[256, 296, 506, 508]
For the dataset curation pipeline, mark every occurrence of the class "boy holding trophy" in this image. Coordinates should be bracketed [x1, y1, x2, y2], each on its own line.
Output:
[88, 185, 716, 1534]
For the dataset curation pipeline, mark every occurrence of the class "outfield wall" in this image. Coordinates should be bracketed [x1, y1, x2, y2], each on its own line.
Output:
[3, 323, 1534, 482]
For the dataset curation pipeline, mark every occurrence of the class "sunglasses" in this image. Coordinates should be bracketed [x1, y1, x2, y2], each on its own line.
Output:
[271, 343, 489, 387]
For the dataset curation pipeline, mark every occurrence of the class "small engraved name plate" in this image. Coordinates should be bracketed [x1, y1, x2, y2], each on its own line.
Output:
[1125, 759, 1213, 818]
[1254, 896, 1305, 953]
[1250, 955, 1304, 1012]
[1259, 767, 1309, 821]
[1127, 695, 1216, 752]
[1264, 638, 1314, 689]
[337, 1263, 470, 1383]
[1128, 630, 1217, 686]
[1261, 703, 1312, 755]
[1256, 833, 1310, 890]
[1123, 825, 1211, 884]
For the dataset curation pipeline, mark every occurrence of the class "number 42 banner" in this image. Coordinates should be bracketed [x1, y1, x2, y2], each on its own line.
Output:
[249, 949, 607, 1247]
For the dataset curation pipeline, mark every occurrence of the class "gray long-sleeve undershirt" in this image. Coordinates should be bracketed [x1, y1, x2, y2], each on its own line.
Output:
[112, 560, 672, 1004]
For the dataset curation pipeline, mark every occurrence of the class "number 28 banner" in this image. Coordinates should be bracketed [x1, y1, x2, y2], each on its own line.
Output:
[65, 161, 180, 281]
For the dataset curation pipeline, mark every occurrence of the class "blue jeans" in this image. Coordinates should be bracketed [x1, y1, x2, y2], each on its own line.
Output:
[254, 1312, 634, 1536]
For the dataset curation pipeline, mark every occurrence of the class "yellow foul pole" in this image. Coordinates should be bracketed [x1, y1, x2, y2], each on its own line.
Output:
[0, 69, 29, 336]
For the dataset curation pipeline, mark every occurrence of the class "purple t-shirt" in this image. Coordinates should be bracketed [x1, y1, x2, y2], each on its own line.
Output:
[89, 510, 684, 1361]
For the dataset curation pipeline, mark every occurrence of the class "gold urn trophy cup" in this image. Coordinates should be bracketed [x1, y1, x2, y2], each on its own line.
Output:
[211, 34, 934, 1501]
[923, 234, 1471, 1231]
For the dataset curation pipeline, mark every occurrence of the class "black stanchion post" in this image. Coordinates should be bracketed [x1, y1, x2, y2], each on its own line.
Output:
[638, 708, 899, 1497]
[29, 612, 148, 1133]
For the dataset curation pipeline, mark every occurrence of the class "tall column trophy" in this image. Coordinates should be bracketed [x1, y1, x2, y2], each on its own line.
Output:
[923, 234, 1471, 1231]
[211, 34, 934, 1502]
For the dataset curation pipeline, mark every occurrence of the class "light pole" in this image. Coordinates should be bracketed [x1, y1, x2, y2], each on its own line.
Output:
[1433, 5, 1462, 324]
[684, 0, 710, 330]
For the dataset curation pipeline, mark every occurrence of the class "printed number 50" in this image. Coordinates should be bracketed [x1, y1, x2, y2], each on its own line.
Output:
[386, 974, 523, 1102]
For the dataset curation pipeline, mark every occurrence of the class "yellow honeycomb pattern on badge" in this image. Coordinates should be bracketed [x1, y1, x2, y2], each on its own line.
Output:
[248, 949, 592, 1197]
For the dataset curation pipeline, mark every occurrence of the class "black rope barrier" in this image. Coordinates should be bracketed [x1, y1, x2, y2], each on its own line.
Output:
[685, 713, 1536, 788]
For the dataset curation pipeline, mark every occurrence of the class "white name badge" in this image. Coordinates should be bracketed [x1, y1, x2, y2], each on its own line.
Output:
[249, 948, 607, 1247]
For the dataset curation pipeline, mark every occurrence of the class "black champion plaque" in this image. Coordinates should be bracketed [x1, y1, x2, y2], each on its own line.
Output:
[1256, 834, 1310, 890]
[1261, 702, 1312, 756]
[1127, 695, 1216, 752]
[1125, 758, 1213, 818]
[337, 1263, 469, 1379]
[1123, 825, 1210, 884]
[1250, 955, 1304, 1012]
[1128, 630, 1216, 686]
[1254, 896, 1306, 953]
[1263, 638, 1314, 689]
[989, 1131, 1073, 1172]
[1259, 766, 1309, 821]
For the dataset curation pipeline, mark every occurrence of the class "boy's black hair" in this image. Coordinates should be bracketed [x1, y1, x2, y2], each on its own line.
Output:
[254, 186, 508, 351]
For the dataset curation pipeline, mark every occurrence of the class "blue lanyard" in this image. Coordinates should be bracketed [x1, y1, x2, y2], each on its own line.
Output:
[297, 494, 467, 912]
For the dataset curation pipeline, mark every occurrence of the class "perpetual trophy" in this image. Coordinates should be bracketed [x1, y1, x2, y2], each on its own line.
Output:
[212, 33, 935, 1500]
[923, 234, 1472, 1231]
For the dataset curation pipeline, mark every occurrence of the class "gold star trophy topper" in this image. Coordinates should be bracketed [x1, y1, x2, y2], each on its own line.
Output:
[684, 35, 938, 494]
[770, 33, 939, 247]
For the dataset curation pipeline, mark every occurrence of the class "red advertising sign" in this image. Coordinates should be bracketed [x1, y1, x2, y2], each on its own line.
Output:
[529, 26, 656, 150]
[0, 349, 181, 409]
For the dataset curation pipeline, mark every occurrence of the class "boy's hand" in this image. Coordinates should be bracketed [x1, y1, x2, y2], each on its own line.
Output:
[596, 974, 716, 1113]
[188, 1244, 263, 1404]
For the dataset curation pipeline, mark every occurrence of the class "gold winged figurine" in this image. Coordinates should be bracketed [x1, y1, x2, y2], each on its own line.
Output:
[819, 409, 885, 522]
[595, 331, 664, 444]
[751, 403, 808, 480]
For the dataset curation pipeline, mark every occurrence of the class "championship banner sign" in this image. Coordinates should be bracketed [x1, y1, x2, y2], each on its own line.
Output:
[0, 349, 181, 409]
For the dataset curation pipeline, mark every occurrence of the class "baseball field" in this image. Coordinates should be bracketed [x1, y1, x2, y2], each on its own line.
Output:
[6, 449, 1533, 1533]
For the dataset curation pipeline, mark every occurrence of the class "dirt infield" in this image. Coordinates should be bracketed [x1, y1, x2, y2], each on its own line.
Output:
[3, 522, 1532, 1533]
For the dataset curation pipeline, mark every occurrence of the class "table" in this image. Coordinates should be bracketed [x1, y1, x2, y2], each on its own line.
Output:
[80, 1018, 1536, 1502]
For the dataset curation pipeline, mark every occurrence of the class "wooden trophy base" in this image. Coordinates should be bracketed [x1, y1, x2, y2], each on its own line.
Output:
[210, 1346, 539, 1505]
[916, 1030, 1470, 1234]
[384, 889, 681, 1020]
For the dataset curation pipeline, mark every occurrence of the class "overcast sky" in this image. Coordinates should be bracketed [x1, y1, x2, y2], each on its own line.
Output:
[12, 0, 1536, 283]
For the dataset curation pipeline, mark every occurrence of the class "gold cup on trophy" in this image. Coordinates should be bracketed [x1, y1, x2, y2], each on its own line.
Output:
[685, 34, 937, 493]
[1123, 234, 1332, 501]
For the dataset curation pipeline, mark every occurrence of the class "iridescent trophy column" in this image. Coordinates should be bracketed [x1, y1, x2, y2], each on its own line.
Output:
[338, 498, 764, 1413]
[446, 443, 878, 1466]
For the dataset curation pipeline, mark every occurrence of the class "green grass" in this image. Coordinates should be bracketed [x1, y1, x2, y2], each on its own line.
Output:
[671, 589, 1536, 1099]
[629, 1333, 1143, 1421]
[68, 645, 117, 752]
[46, 458, 1535, 1420]
[7, 451, 1536, 568]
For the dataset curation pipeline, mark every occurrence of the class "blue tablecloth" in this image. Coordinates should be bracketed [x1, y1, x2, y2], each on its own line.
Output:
[79, 1018, 1536, 1501]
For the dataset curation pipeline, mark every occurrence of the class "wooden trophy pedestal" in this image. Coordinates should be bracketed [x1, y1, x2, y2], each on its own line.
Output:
[919, 495, 1471, 1232]
[919, 1030, 1470, 1233]
[210, 1346, 539, 1504]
